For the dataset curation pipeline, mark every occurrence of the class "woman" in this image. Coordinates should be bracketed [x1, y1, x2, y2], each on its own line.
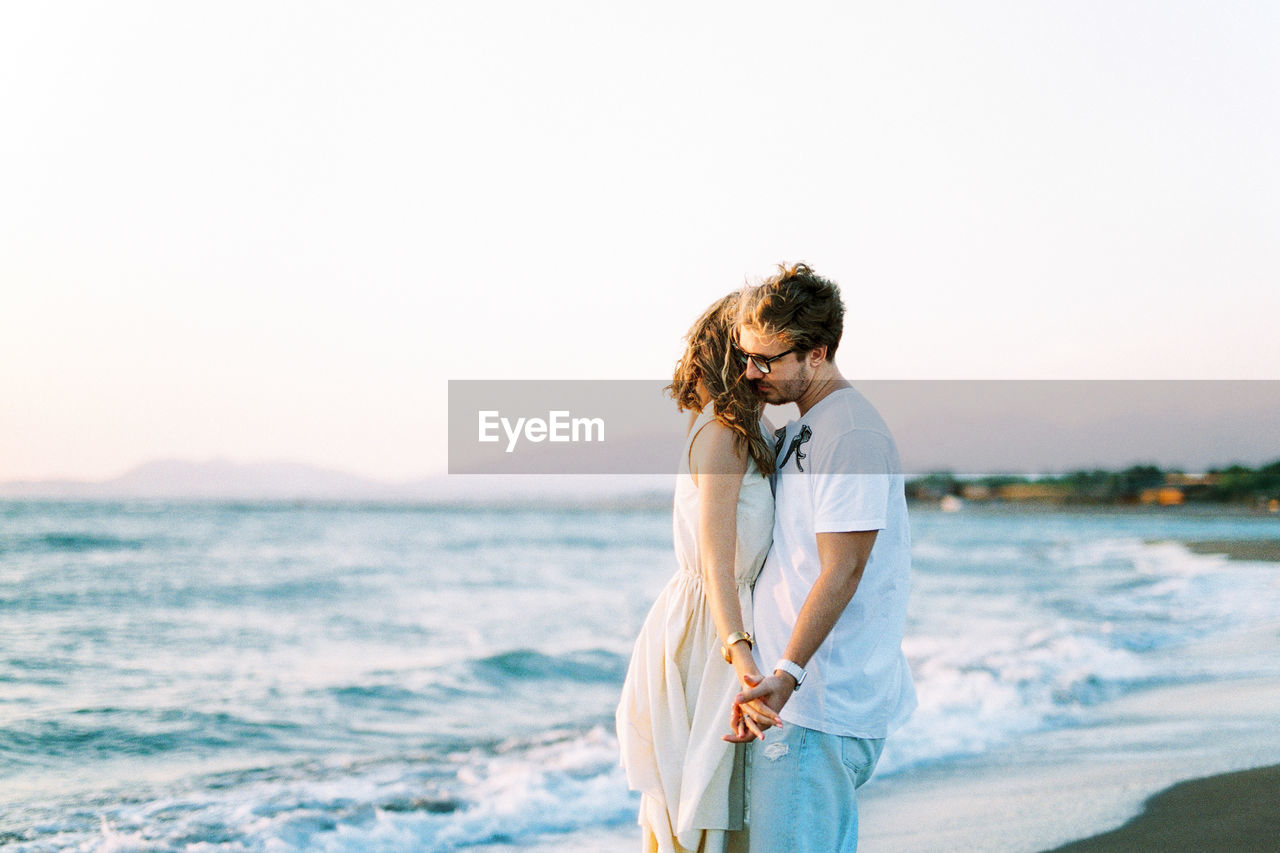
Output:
[616, 292, 776, 853]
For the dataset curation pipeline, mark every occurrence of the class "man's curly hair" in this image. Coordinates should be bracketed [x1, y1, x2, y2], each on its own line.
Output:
[737, 262, 844, 361]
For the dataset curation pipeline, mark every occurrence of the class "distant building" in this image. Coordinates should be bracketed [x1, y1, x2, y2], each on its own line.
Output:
[1140, 473, 1220, 506]
[1140, 487, 1185, 506]
[1166, 473, 1221, 487]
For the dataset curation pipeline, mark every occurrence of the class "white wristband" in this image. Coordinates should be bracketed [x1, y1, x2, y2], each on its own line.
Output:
[774, 658, 807, 690]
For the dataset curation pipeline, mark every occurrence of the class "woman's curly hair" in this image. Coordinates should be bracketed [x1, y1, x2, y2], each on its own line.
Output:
[667, 293, 774, 477]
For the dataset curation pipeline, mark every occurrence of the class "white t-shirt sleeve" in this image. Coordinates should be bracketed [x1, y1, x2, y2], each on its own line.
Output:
[811, 429, 895, 533]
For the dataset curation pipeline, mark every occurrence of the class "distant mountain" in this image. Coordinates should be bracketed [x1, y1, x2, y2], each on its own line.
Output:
[0, 459, 673, 506]
[401, 473, 673, 507]
[0, 459, 394, 500]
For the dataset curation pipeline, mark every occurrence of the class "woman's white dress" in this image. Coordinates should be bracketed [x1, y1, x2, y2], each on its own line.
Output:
[616, 409, 775, 853]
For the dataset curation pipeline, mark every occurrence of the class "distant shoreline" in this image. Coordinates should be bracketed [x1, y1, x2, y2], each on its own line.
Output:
[909, 500, 1280, 519]
[3, 493, 1280, 515]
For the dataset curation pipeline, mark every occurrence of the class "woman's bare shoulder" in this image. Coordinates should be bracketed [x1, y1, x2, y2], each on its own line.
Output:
[689, 417, 748, 476]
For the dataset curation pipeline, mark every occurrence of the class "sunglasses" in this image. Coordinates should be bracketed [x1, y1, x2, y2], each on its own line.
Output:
[735, 347, 796, 375]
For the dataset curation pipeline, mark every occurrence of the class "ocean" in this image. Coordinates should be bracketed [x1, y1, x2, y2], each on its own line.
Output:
[1, 499, 1278, 850]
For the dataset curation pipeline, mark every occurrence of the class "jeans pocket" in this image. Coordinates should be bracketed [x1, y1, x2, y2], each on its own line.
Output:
[839, 736, 885, 787]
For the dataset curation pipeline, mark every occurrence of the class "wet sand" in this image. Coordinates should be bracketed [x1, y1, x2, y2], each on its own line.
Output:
[861, 536, 1280, 852]
[1177, 538, 1280, 562]
[493, 535, 1280, 852]
[857, 662, 1280, 852]
[1043, 763, 1280, 852]
[501, 660, 1280, 853]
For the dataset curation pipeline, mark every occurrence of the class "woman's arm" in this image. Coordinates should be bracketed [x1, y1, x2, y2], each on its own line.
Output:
[690, 422, 763, 691]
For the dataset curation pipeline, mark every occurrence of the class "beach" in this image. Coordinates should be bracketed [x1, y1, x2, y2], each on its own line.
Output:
[503, 536, 1280, 853]
[860, 644, 1280, 851]
[1047, 764, 1280, 852]
[493, 623, 1280, 853]
[1177, 538, 1280, 562]
[848, 537, 1280, 852]
[1030, 538, 1280, 853]
[836, 537, 1280, 852]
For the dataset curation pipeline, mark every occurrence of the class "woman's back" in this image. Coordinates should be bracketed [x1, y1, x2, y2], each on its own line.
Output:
[672, 407, 773, 590]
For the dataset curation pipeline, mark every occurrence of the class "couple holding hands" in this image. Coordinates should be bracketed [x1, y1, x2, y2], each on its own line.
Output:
[616, 264, 916, 853]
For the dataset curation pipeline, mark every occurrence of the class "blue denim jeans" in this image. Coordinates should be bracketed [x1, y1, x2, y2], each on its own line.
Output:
[745, 722, 884, 853]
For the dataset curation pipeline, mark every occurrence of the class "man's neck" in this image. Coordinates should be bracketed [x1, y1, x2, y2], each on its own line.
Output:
[795, 364, 850, 416]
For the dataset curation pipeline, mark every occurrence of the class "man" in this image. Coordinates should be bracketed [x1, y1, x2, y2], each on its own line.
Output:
[730, 263, 916, 852]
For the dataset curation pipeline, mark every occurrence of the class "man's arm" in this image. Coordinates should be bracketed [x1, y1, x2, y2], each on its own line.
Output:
[735, 529, 878, 727]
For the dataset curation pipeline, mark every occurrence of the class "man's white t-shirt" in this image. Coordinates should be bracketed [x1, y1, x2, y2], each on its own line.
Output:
[753, 386, 917, 739]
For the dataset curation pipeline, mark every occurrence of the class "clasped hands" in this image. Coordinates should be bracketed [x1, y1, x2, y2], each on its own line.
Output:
[722, 671, 792, 743]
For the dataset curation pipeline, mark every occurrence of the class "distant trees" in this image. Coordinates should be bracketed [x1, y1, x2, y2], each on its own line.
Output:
[905, 460, 1280, 507]
[1203, 460, 1280, 503]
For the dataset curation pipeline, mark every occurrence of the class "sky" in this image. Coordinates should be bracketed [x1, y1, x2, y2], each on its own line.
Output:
[2, 2, 1277, 482]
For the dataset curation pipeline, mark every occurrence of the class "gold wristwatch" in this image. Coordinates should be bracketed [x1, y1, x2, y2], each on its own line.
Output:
[721, 631, 753, 663]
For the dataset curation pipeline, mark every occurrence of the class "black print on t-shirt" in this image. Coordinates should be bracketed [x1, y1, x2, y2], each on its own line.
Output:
[777, 424, 812, 472]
